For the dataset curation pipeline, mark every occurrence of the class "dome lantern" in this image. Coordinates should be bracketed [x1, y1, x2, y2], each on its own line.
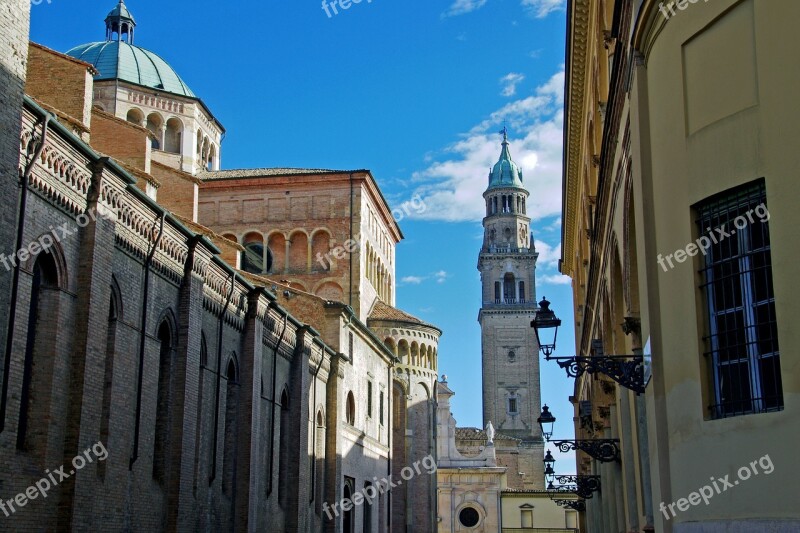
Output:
[105, 0, 136, 44]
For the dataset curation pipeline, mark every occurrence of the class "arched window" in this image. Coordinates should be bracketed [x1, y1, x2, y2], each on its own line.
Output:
[164, 118, 182, 154]
[311, 230, 332, 272]
[278, 387, 290, 508]
[17, 253, 59, 452]
[200, 333, 208, 368]
[363, 481, 373, 532]
[288, 231, 309, 273]
[126, 108, 143, 126]
[153, 318, 174, 485]
[503, 273, 516, 303]
[222, 357, 238, 495]
[193, 331, 209, 496]
[146, 113, 163, 150]
[343, 478, 355, 533]
[398, 340, 409, 365]
[314, 410, 326, 514]
[99, 286, 120, 479]
[518, 281, 525, 303]
[207, 144, 216, 171]
[241, 241, 272, 274]
[346, 391, 355, 425]
[494, 281, 501, 303]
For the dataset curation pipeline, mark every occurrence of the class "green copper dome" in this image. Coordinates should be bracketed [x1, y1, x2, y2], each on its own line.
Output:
[488, 128, 524, 190]
[65, 1, 195, 98]
[66, 41, 196, 98]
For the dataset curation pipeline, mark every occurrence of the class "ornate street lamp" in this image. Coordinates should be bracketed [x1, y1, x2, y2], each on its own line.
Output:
[537, 405, 556, 441]
[531, 297, 561, 356]
[543, 450, 556, 483]
[538, 405, 620, 463]
[531, 300, 646, 394]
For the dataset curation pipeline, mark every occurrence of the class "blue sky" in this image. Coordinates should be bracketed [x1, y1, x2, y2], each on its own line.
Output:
[31, 0, 578, 462]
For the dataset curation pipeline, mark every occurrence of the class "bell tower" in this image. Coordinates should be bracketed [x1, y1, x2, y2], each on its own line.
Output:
[477, 129, 544, 451]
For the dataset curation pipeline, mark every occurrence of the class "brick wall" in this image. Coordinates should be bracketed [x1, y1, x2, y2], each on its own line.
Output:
[26, 43, 94, 130]
[150, 161, 198, 221]
[90, 108, 151, 172]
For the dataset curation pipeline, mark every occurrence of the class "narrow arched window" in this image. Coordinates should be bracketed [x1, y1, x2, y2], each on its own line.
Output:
[193, 331, 208, 496]
[222, 357, 238, 495]
[363, 481, 373, 532]
[518, 281, 525, 303]
[346, 391, 355, 425]
[98, 289, 119, 479]
[278, 388, 290, 508]
[17, 253, 59, 452]
[343, 478, 355, 533]
[314, 410, 326, 514]
[153, 320, 173, 485]
[503, 273, 516, 303]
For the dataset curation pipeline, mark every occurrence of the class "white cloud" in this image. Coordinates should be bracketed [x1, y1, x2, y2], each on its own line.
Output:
[406, 69, 565, 224]
[521, 0, 566, 18]
[500, 72, 525, 97]
[399, 271, 450, 286]
[534, 239, 561, 270]
[442, 0, 487, 17]
[442, 0, 564, 20]
[538, 274, 572, 286]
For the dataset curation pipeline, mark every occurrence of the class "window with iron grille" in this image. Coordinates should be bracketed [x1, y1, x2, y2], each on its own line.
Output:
[367, 381, 373, 418]
[379, 390, 384, 425]
[508, 397, 518, 414]
[348, 332, 354, 364]
[696, 179, 782, 419]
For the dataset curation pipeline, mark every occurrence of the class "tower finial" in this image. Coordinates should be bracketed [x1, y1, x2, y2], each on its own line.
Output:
[499, 124, 509, 144]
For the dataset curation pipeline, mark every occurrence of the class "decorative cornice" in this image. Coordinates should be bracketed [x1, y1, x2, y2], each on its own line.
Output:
[562, 0, 592, 277]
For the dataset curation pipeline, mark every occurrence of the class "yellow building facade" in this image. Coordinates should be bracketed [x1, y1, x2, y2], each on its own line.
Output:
[561, 0, 800, 532]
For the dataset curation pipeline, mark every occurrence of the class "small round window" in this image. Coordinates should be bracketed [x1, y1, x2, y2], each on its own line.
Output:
[459, 507, 480, 528]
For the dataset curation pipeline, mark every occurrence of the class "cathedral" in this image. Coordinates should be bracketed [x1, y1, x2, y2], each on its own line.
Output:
[0, 2, 439, 531]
